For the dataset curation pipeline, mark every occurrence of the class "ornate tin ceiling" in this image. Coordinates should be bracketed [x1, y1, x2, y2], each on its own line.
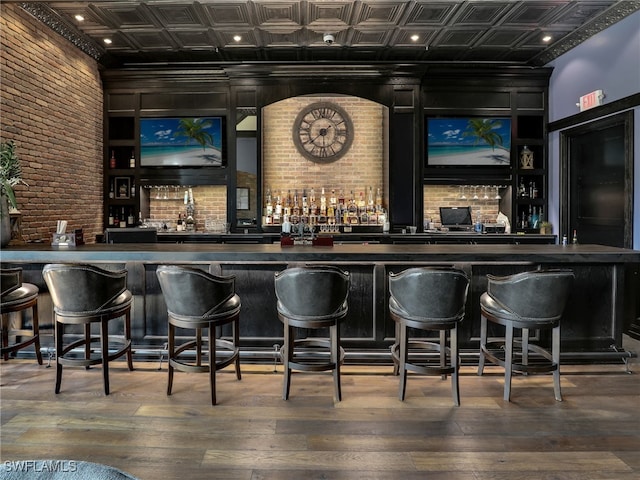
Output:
[18, 1, 640, 68]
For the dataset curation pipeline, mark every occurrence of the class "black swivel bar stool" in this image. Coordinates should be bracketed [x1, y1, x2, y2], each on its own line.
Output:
[389, 267, 469, 406]
[274, 266, 350, 402]
[156, 265, 241, 405]
[43, 264, 134, 395]
[478, 269, 574, 401]
[1, 267, 42, 364]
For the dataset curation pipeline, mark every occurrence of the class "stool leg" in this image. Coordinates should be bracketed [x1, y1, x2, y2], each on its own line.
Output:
[55, 318, 63, 394]
[84, 323, 91, 369]
[233, 315, 241, 381]
[282, 320, 293, 400]
[101, 319, 110, 395]
[196, 327, 202, 367]
[1, 314, 8, 361]
[398, 321, 408, 401]
[209, 325, 216, 406]
[392, 319, 400, 376]
[552, 324, 562, 401]
[451, 325, 460, 407]
[477, 314, 487, 376]
[331, 322, 341, 402]
[125, 309, 133, 371]
[440, 330, 447, 380]
[504, 323, 514, 402]
[522, 327, 529, 375]
[32, 303, 43, 365]
[167, 322, 175, 396]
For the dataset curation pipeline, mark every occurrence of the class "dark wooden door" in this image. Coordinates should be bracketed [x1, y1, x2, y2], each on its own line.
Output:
[561, 112, 633, 248]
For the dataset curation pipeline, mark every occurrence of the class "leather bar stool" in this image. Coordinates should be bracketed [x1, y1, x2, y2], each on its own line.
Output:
[43, 264, 134, 395]
[477, 269, 574, 401]
[156, 265, 241, 405]
[389, 267, 469, 405]
[274, 266, 350, 402]
[1, 267, 42, 364]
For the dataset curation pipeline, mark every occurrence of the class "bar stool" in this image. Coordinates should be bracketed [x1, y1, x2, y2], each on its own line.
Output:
[274, 266, 350, 401]
[156, 265, 241, 405]
[42, 264, 134, 395]
[389, 267, 469, 405]
[477, 269, 574, 401]
[1, 267, 42, 364]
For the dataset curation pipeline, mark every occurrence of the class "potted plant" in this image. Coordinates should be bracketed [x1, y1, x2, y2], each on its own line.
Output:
[1, 140, 27, 247]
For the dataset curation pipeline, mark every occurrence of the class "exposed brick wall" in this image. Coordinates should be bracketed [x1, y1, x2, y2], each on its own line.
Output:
[0, 4, 103, 243]
[262, 96, 385, 213]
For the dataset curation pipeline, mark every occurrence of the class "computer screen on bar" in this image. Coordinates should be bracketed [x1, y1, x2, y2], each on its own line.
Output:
[439, 207, 473, 231]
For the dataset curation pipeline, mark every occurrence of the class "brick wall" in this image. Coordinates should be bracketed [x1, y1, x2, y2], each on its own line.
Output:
[263, 96, 385, 210]
[0, 4, 103, 243]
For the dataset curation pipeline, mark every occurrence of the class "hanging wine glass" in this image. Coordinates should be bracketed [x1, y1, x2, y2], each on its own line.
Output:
[483, 186, 489, 200]
[472, 186, 479, 200]
[459, 186, 467, 200]
[494, 185, 502, 200]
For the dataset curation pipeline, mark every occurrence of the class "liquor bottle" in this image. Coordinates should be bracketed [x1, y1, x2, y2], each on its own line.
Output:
[176, 213, 183, 232]
[330, 189, 337, 207]
[109, 181, 114, 199]
[129, 150, 135, 168]
[338, 189, 345, 209]
[113, 208, 120, 228]
[131, 181, 136, 197]
[120, 207, 126, 228]
[292, 190, 300, 216]
[572, 229, 578, 245]
[108, 207, 114, 227]
[367, 186, 374, 206]
[127, 208, 134, 227]
[110, 151, 116, 169]
[320, 188, 327, 215]
[375, 187, 382, 209]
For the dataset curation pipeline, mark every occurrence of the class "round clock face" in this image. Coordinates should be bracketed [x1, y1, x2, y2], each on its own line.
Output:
[293, 102, 353, 163]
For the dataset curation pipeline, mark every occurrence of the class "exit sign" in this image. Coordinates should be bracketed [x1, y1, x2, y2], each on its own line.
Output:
[579, 90, 604, 112]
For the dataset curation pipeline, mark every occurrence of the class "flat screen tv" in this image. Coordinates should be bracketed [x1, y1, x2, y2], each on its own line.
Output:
[140, 117, 224, 167]
[427, 117, 511, 166]
[439, 206, 473, 231]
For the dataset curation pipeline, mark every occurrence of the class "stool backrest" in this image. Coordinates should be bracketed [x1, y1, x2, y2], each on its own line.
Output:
[388, 267, 469, 321]
[156, 265, 236, 318]
[1, 267, 22, 298]
[486, 270, 574, 321]
[43, 264, 127, 313]
[274, 266, 350, 318]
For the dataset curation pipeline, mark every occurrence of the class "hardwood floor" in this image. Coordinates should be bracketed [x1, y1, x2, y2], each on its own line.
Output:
[1, 358, 639, 480]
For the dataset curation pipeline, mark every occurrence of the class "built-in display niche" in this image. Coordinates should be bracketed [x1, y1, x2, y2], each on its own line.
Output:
[236, 109, 257, 228]
[260, 95, 389, 231]
[423, 184, 512, 231]
[138, 184, 227, 233]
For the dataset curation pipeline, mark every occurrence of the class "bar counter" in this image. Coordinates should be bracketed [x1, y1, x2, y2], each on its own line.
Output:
[2, 243, 639, 363]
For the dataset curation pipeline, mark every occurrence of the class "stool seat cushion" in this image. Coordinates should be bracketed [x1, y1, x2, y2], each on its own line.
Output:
[169, 293, 241, 322]
[1, 283, 38, 308]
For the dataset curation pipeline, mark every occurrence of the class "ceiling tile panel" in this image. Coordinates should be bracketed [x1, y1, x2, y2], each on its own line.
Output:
[203, 3, 252, 25]
[253, 1, 302, 26]
[405, 2, 458, 25]
[453, 2, 511, 24]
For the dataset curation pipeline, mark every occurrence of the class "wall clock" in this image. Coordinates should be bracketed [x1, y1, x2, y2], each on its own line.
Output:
[292, 102, 353, 163]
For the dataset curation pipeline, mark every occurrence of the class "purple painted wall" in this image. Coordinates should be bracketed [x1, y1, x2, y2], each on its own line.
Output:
[545, 10, 640, 248]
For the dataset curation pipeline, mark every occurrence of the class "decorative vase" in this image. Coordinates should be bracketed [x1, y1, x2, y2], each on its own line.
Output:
[1, 195, 11, 248]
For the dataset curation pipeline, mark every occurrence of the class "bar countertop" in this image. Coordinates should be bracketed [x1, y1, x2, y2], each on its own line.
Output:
[2, 242, 639, 264]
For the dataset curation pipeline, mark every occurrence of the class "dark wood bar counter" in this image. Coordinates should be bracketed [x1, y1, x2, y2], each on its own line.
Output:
[2, 243, 639, 363]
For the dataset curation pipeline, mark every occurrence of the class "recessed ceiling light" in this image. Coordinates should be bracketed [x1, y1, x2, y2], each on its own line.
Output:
[103, 38, 112, 45]
[542, 35, 552, 43]
[233, 35, 242, 42]
[410, 34, 419, 42]
[74, 14, 84, 22]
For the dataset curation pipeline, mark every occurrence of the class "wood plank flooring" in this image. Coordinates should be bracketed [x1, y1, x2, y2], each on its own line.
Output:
[1, 359, 639, 480]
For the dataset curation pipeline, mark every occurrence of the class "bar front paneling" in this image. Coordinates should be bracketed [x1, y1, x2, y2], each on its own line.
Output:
[2, 243, 638, 362]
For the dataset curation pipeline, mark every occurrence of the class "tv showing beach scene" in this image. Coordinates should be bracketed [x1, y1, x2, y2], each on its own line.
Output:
[140, 117, 224, 167]
[427, 117, 511, 166]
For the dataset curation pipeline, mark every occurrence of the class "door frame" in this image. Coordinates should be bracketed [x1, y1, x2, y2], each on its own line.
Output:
[559, 111, 634, 248]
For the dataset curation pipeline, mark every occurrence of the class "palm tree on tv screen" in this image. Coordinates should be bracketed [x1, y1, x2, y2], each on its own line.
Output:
[175, 118, 214, 150]
[461, 118, 504, 150]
